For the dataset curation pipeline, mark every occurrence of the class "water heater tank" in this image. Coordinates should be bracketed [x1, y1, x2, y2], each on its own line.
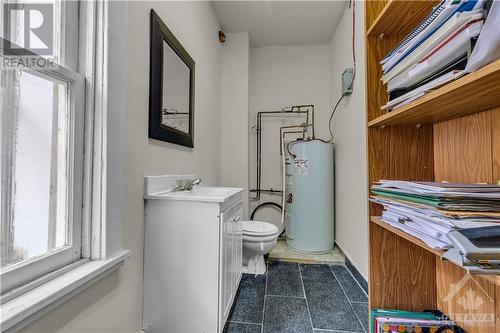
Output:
[285, 140, 334, 253]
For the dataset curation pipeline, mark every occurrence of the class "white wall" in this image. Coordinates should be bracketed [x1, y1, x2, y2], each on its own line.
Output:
[248, 44, 330, 230]
[328, 1, 368, 278]
[21, 2, 223, 332]
[220, 32, 250, 218]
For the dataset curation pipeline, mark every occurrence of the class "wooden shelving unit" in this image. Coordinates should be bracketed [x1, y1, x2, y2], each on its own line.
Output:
[365, 1, 500, 332]
[367, 0, 440, 37]
[368, 60, 500, 127]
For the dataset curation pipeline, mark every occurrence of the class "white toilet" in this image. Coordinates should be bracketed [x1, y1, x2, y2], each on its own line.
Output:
[242, 221, 279, 275]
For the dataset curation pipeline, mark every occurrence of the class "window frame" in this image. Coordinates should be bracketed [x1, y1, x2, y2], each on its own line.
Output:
[0, 6, 130, 330]
[0, 50, 85, 293]
[0, 0, 90, 296]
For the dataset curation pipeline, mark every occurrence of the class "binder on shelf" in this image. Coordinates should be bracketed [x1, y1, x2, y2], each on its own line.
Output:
[382, 10, 484, 81]
[387, 53, 468, 94]
[384, 19, 483, 85]
[384, 34, 479, 106]
[384, 70, 465, 111]
[382, 0, 448, 62]
[382, 0, 485, 76]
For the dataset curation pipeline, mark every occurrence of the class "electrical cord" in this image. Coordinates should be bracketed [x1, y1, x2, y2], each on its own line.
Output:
[328, 95, 345, 142]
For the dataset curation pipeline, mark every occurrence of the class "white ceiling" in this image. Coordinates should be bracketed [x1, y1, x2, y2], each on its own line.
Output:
[212, 1, 347, 47]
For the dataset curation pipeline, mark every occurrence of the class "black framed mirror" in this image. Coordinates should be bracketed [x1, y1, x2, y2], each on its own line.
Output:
[149, 9, 195, 147]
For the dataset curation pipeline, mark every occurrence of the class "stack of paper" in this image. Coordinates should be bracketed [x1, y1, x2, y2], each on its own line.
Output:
[370, 181, 500, 250]
[381, 0, 488, 111]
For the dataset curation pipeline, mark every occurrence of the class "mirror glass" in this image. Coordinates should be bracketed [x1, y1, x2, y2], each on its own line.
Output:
[162, 40, 190, 133]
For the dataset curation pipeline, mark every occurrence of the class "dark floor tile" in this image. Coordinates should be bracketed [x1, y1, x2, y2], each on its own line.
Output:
[300, 264, 363, 332]
[345, 257, 368, 293]
[228, 274, 266, 324]
[263, 296, 313, 333]
[351, 302, 368, 332]
[224, 322, 262, 333]
[266, 261, 304, 297]
[330, 265, 367, 303]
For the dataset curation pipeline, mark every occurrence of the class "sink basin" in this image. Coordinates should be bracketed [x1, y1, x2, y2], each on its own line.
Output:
[146, 186, 243, 203]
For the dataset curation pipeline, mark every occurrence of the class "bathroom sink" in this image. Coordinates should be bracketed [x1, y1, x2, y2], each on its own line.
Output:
[146, 186, 243, 203]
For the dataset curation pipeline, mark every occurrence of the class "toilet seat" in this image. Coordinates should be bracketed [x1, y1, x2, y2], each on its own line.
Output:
[242, 221, 278, 237]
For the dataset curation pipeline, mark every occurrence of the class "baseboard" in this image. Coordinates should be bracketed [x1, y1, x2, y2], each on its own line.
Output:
[344, 255, 368, 294]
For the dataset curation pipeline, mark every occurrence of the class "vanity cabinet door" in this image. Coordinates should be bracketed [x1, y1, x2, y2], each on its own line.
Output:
[219, 209, 234, 328]
[234, 209, 242, 288]
[219, 204, 243, 332]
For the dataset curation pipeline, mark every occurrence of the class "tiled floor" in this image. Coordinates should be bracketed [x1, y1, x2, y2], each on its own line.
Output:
[224, 261, 368, 333]
[269, 240, 345, 265]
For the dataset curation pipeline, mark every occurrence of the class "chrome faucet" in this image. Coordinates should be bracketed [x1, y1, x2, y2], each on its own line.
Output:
[172, 178, 201, 192]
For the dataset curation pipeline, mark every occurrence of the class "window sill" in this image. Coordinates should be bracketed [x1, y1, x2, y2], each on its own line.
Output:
[1, 250, 130, 333]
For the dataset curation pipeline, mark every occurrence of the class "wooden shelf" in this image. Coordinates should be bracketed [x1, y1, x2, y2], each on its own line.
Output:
[367, 0, 440, 37]
[366, 2, 500, 327]
[368, 60, 500, 127]
[371, 216, 500, 286]
[371, 216, 444, 256]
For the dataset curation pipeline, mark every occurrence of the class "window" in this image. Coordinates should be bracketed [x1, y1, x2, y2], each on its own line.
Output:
[0, 2, 128, 330]
[1, 0, 84, 294]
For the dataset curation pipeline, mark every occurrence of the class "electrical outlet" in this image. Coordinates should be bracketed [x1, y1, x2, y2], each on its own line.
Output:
[341, 67, 354, 96]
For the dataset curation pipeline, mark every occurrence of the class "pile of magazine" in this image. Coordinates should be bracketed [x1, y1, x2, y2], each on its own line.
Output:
[370, 180, 500, 250]
[381, 0, 490, 111]
[371, 309, 461, 333]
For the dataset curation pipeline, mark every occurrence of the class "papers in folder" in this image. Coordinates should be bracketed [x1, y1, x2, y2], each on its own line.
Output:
[382, 10, 484, 84]
[394, 20, 483, 86]
[370, 181, 500, 251]
[381, 0, 485, 80]
[382, 70, 465, 111]
[377, 0, 500, 113]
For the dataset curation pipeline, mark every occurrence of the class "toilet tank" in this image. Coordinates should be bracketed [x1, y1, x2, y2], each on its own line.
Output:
[285, 140, 334, 253]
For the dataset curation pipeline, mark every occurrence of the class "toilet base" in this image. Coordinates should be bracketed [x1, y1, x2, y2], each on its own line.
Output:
[242, 254, 267, 275]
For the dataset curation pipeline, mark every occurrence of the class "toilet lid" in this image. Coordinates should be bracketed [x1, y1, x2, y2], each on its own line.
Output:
[242, 221, 279, 236]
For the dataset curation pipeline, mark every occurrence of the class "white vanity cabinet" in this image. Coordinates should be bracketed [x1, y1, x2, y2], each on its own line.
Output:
[143, 177, 243, 333]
